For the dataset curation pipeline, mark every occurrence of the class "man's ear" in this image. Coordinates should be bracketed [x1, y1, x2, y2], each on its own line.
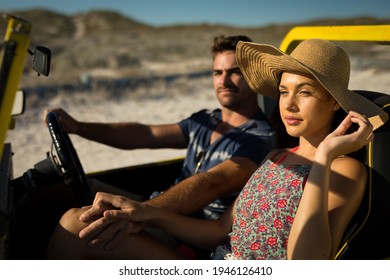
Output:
[333, 102, 341, 111]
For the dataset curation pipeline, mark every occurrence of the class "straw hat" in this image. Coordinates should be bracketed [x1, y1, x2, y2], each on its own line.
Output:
[236, 39, 388, 130]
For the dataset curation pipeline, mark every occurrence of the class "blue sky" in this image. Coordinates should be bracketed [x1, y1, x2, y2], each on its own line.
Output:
[1, 0, 389, 27]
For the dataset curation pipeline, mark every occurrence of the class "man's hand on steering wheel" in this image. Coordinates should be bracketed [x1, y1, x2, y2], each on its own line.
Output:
[43, 108, 80, 134]
[46, 111, 92, 206]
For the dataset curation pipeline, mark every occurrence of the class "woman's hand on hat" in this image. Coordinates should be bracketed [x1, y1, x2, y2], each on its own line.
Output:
[319, 111, 373, 160]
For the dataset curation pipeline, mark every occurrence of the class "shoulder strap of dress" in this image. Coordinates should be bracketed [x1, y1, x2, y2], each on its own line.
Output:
[274, 146, 299, 165]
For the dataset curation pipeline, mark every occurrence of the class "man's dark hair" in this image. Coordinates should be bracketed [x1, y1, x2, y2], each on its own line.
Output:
[210, 35, 252, 58]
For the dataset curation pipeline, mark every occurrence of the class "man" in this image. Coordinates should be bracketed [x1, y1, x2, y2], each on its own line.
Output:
[45, 35, 275, 220]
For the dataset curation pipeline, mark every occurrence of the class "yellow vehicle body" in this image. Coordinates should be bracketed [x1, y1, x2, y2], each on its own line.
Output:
[0, 15, 31, 160]
[279, 25, 390, 53]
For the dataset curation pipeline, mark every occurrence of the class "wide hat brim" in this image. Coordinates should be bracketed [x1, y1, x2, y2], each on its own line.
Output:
[236, 41, 388, 131]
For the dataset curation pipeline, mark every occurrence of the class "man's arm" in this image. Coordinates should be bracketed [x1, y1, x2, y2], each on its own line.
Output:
[43, 108, 187, 149]
[74, 122, 186, 149]
[147, 156, 259, 214]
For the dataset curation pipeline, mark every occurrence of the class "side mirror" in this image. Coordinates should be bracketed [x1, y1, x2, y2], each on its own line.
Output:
[11, 90, 25, 116]
[28, 46, 51, 76]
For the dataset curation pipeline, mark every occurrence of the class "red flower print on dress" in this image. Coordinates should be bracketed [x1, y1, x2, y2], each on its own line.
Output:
[230, 235, 239, 241]
[286, 215, 294, 224]
[274, 219, 282, 229]
[277, 199, 287, 208]
[252, 210, 259, 219]
[271, 179, 278, 186]
[260, 202, 270, 211]
[267, 172, 274, 179]
[234, 251, 242, 258]
[257, 225, 267, 232]
[268, 237, 277, 247]
[290, 179, 301, 188]
[250, 242, 261, 250]
[232, 246, 242, 258]
[246, 200, 253, 208]
[242, 189, 249, 198]
[275, 187, 284, 194]
[257, 184, 263, 192]
[240, 220, 246, 228]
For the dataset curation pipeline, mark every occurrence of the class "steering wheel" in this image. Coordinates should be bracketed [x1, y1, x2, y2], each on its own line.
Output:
[46, 112, 92, 206]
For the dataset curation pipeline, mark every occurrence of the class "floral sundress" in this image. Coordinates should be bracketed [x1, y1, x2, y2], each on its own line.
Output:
[226, 148, 311, 259]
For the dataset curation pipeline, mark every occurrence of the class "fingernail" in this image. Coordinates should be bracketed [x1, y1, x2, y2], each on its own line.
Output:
[89, 240, 97, 247]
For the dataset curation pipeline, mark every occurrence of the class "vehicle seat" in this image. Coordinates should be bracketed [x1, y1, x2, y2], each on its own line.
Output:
[335, 90, 390, 260]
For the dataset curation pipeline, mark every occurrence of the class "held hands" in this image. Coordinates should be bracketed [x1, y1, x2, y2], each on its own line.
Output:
[319, 111, 373, 160]
[78, 192, 152, 250]
[42, 108, 79, 134]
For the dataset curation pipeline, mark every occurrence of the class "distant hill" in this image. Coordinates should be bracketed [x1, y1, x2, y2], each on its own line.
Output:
[2, 9, 389, 87]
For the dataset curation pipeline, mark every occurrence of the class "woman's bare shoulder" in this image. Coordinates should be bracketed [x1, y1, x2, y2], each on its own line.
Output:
[330, 156, 367, 188]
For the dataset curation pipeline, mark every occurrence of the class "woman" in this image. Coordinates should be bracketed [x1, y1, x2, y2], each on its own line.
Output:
[46, 39, 388, 260]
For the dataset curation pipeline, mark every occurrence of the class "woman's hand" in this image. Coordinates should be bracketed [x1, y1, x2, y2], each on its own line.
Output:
[319, 111, 373, 160]
[78, 192, 154, 250]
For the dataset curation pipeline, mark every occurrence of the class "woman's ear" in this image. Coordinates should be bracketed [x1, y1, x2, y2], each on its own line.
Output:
[333, 102, 341, 111]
